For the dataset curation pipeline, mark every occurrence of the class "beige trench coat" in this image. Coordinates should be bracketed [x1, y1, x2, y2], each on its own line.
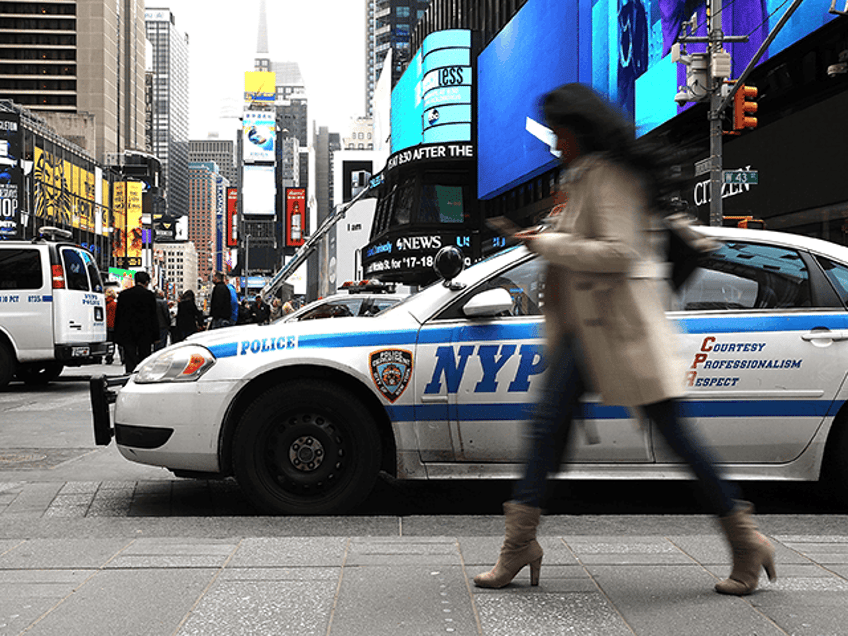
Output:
[532, 154, 685, 408]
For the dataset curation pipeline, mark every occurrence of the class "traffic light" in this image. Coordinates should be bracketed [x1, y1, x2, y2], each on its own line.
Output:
[723, 216, 765, 229]
[733, 84, 758, 130]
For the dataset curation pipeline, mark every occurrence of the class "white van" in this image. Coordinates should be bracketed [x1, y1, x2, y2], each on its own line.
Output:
[0, 227, 110, 388]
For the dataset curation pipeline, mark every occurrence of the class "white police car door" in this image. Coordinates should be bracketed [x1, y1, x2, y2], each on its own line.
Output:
[669, 240, 848, 464]
[424, 256, 651, 463]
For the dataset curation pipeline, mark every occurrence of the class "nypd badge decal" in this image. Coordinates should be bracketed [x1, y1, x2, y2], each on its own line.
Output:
[370, 349, 413, 403]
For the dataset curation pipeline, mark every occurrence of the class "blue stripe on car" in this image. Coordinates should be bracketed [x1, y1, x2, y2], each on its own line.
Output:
[384, 399, 844, 423]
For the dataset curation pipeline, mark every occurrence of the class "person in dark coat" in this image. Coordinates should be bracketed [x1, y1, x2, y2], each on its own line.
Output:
[153, 290, 171, 351]
[174, 289, 205, 343]
[209, 271, 233, 329]
[251, 295, 271, 325]
[114, 270, 158, 373]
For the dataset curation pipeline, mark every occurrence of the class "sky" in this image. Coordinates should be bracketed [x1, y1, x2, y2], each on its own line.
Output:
[149, 0, 367, 141]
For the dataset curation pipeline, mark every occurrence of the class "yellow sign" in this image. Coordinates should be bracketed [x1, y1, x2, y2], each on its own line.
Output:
[244, 71, 276, 103]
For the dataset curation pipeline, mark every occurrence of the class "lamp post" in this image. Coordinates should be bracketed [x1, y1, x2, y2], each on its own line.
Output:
[245, 233, 251, 295]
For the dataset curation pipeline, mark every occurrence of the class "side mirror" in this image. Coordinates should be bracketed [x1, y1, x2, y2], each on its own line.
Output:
[462, 287, 514, 317]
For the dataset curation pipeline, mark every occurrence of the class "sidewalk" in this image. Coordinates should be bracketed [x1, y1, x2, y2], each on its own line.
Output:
[1, 508, 847, 635]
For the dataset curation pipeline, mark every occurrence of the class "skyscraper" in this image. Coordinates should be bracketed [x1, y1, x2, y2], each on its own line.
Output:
[365, 0, 432, 118]
[145, 9, 190, 219]
[0, 0, 147, 161]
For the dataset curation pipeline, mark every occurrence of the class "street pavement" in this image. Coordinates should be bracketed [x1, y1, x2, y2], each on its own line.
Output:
[3, 480, 848, 635]
[2, 365, 848, 634]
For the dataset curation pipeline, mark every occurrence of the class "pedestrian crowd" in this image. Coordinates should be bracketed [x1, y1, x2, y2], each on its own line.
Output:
[107, 269, 294, 373]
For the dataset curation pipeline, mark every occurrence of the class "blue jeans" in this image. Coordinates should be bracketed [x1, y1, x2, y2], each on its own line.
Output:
[512, 335, 739, 516]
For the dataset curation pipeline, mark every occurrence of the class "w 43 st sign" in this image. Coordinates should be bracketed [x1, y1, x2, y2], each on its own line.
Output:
[724, 170, 759, 185]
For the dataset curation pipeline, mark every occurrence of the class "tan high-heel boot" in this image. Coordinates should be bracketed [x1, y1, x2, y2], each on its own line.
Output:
[474, 501, 543, 588]
[715, 501, 777, 595]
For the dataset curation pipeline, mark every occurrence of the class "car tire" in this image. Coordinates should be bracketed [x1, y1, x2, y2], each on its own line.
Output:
[16, 362, 64, 385]
[232, 380, 382, 515]
[0, 343, 14, 389]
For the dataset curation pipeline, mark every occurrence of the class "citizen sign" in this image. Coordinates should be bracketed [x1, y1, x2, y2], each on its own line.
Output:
[693, 166, 756, 207]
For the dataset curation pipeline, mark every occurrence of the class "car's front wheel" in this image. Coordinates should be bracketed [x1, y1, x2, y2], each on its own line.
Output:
[232, 380, 382, 515]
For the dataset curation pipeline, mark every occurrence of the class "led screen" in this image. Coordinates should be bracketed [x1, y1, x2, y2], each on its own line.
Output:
[242, 165, 275, 216]
[391, 29, 473, 153]
[477, 0, 837, 200]
[242, 111, 276, 163]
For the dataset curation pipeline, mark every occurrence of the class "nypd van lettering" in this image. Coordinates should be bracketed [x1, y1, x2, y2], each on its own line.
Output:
[239, 335, 298, 355]
[0, 295, 20, 303]
[424, 343, 546, 394]
[82, 293, 100, 306]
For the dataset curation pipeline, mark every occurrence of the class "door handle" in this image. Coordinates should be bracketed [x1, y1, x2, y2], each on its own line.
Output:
[420, 394, 448, 403]
[801, 329, 848, 341]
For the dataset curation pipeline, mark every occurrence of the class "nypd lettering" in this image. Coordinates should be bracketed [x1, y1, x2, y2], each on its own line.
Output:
[239, 335, 298, 355]
[686, 336, 802, 388]
[370, 349, 413, 403]
[425, 344, 546, 394]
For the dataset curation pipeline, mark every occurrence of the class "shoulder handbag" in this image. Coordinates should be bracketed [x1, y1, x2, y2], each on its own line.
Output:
[664, 212, 721, 290]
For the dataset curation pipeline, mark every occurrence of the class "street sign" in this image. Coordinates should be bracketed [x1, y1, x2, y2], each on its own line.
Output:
[723, 170, 759, 184]
[694, 158, 711, 177]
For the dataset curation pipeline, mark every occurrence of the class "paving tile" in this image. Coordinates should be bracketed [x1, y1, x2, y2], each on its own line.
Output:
[332, 565, 478, 636]
[58, 482, 99, 495]
[17, 568, 217, 636]
[752, 588, 848, 635]
[0, 539, 132, 569]
[0, 569, 95, 598]
[589, 564, 785, 636]
[475, 592, 631, 636]
[218, 567, 340, 582]
[346, 537, 460, 566]
[43, 494, 93, 518]
[106, 539, 238, 569]
[177, 580, 334, 636]
[3, 483, 62, 516]
[228, 537, 349, 568]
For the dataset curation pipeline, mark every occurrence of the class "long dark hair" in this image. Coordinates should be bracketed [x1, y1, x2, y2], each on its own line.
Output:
[542, 83, 685, 214]
[180, 289, 195, 303]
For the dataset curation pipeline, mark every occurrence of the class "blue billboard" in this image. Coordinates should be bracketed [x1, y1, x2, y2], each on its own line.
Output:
[477, 0, 837, 200]
[391, 29, 473, 153]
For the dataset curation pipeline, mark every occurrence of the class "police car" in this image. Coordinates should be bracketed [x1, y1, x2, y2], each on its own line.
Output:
[282, 280, 407, 322]
[1, 227, 109, 388]
[92, 226, 848, 515]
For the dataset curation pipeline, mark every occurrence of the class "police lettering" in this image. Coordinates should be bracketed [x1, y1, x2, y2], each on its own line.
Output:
[239, 335, 298, 355]
[424, 343, 546, 394]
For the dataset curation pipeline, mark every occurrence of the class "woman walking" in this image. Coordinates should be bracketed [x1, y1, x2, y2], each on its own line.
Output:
[173, 289, 205, 343]
[474, 83, 776, 596]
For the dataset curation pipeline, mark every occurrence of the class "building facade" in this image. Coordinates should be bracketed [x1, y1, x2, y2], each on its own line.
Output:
[343, 117, 374, 150]
[0, 0, 147, 161]
[145, 9, 190, 219]
[365, 0, 432, 118]
[189, 139, 237, 188]
[158, 241, 198, 297]
[187, 162, 219, 283]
